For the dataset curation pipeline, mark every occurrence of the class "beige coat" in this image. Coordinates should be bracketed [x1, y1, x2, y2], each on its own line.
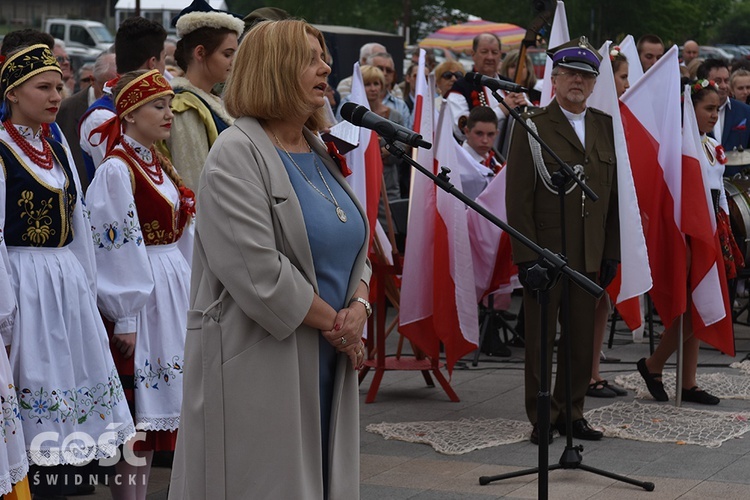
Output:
[168, 117, 371, 500]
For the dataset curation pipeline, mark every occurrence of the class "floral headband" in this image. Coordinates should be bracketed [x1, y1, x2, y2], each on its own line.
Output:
[0, 44, 62, 99]
[609, 46, 622, 61]
[691, 79, 718, 94]
[90, 70, 174, 154]
[115, 70, 173, 118]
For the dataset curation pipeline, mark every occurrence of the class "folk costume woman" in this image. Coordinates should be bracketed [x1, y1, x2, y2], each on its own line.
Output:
[0, 44, 135, 495]
[169, 20, 370, 500]
[85, 69, 194, 499]
[161, 7, 243, 190]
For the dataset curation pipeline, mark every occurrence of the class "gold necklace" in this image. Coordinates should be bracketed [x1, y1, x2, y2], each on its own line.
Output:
[273, 132, 347, 223]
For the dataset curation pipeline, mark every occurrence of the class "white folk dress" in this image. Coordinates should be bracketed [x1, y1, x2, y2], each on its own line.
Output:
[0, 230, 28, 494]
[86, 135, 193, 434]
[0, 123, 135, 466]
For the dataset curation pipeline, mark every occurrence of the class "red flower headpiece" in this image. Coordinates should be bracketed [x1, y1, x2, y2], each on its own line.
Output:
[609, 46, 622, 61]
[692, 79, 718, 94]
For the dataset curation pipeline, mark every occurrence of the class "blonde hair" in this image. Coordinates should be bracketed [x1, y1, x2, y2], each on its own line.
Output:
[224, 19, 330, 131]
[114, 70, 184, 187]
[360, 65, 385, 88]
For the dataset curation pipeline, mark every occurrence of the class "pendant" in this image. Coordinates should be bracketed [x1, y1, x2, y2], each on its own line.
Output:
[336, 206, 348, 223]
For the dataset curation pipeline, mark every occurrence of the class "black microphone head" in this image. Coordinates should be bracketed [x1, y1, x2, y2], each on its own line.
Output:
[340, 102, 359, 122]
[465, 72, 483, 85]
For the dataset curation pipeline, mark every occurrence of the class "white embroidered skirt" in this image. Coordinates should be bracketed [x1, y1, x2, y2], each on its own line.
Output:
[8, 246, 136, 466]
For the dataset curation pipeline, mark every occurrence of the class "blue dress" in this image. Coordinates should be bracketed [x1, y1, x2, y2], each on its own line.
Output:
[277, 148, 365, 496]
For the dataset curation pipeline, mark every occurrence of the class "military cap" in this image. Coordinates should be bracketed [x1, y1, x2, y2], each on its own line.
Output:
[547, 36, 602, 75]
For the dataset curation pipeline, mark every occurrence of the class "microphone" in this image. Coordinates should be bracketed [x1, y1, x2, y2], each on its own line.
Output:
[465, 72, 528, 94]
[340, 102, 432, 149]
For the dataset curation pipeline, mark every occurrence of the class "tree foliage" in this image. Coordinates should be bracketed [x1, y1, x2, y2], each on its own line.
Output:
[227, 0, 742, 47]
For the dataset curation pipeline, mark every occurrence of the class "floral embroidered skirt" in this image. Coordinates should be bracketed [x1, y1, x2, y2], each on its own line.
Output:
[107, 243, 189, 451]
[7, 246, 135, 466]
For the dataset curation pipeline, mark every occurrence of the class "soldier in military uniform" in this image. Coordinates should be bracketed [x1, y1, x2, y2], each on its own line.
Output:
[505, 37, 620, 444]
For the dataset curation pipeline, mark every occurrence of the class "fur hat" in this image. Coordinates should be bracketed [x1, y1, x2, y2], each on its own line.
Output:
[176, 11, 245, 38]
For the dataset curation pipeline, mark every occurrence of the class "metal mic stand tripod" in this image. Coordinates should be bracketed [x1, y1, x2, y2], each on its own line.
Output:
[475, 88, 654, 498]
[383, 134, 610, 499]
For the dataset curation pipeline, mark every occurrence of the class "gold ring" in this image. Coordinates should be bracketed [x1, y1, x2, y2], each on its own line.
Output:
[340, 336, 347, 345]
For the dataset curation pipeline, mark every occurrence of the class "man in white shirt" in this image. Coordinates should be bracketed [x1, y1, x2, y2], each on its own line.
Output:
[447, 33, 527, 144]
[698, 58, 750, 174]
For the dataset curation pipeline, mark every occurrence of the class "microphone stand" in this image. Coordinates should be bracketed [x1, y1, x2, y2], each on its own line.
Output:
[472, 89, 654, 497]
[383, 136, 605, 499]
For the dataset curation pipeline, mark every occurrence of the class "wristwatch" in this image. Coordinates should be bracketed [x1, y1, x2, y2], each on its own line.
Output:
[349, 297, 372, 318]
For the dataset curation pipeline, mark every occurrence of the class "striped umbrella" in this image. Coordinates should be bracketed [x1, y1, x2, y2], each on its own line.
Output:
[419, 20, 525, 53]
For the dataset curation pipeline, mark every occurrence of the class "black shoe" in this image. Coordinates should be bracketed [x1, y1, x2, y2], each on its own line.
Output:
[681, 386, 720, 405]
[530, 423, 554, 445]
[636, 358, 668, 401]
[556, 418, 603, 441]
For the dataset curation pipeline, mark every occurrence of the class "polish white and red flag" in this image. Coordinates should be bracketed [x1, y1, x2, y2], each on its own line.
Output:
[400, 50, 479, 372]
[344, 62, 383, 250]
[589, 40, 651, 330]
[682, 84, 734, 355]
[540, 0, 569, 107]
[619, 45, 687, 330]
[467, 167, 519, 301]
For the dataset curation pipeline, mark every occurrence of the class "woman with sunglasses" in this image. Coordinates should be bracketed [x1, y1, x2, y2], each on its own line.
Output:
[433, 60, 465, 109]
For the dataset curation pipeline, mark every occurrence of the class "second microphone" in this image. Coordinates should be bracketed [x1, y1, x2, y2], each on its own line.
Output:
[340, 102, 432, 150]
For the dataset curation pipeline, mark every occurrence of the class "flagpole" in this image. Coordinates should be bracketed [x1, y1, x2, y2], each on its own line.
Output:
[676, 315, 683, 406]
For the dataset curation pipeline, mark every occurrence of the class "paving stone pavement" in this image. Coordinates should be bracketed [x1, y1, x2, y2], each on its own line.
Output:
[74, 295, 750, 498]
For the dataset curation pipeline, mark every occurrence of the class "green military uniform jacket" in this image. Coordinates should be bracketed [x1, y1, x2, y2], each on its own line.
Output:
[506, 99, 620, 273]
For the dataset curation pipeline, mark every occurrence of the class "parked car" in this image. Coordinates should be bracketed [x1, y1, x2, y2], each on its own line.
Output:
[45, 18, 114, 58]
[699, 45, 734, 62]
[716, 44, 750, 60]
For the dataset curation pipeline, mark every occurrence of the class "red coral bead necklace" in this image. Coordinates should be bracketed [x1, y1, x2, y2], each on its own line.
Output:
[120, 139, 164, 184]
[3, 120, 54, 170]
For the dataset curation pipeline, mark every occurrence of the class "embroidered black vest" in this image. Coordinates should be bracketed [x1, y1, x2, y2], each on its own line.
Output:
[1, 138, 77, 247]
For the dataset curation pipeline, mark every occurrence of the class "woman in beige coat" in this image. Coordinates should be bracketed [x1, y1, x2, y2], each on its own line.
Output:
[168, 20, 371, 500]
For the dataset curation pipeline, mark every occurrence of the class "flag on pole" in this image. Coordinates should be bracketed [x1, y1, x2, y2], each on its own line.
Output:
[619, 45, 687, 330]
[400, 50, 440, 360]
[467, 168, 519, 300]
[618, 35, 643, 88]
[344, 62, 383, 249]
[589, 40, 652, 330]
[682, 85, 734, 355]
[540, 1, 569, 107]
[400, 50, 479, 372]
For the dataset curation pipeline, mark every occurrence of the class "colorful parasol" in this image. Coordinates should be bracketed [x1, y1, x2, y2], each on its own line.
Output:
[419, 20, 525, 53]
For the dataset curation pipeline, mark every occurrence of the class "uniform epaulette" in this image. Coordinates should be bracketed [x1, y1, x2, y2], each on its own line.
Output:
[524, 106, 548, 119]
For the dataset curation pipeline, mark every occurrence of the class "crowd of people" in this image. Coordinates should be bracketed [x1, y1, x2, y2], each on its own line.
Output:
[0, 0, 747, 497]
